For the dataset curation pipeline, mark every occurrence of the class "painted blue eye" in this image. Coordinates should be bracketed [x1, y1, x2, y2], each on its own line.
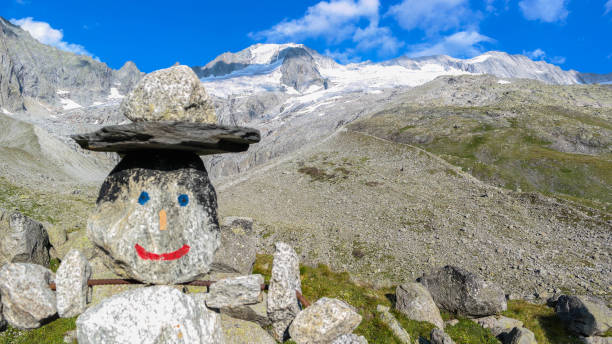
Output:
[138, 191, 150, 205]
[178, 194, 189, 207]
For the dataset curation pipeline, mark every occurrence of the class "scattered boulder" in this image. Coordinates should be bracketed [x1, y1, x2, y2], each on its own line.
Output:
[377, 305, 411, 344]
[430, 328, 456, 344]
[501, 327, 537, 344]
[87, 151, 221, 284]
[289, 297, 362, 344]
[396, 282, 444, 329]
[332, 333, 368, 344]
[418, 265, 507, 317]
[220, 314, 276, 344]
[0, 263, 57, 329]
[0, 208, 50, 267]
[267, 242, 302, 341]
[555, 295, 612, 336]
[56, 249, 92, 318]
[220, 292, 271, 327]
[76, 286, 224, 344]
[120, 65, 217, 123]
[206, 274, 263, 309]
[211, 217, 257, 275]
[472, 315, 523, 337]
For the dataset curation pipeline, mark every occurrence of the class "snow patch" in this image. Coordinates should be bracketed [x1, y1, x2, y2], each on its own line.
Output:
[469, 54, 492, 63]
[92, 101, 104, 106]
[108, 87, 124, 99]
[56, 89, 70, 95]
[497, 80, 511, 84]
[60, 98, 82, 110]
[249, 43, 301, 64]
[1, 107, 12, 115]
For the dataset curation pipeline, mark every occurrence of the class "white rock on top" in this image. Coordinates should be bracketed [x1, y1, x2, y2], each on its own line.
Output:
[120, 65, 217, 123]
[56, 249, 92, 318]
[76, 285, 224, 344]
[0, 263, 57, 330]
[395, 282, 444, 329]
[206, 274, 263, 309]
[267, 242, 302, 341]
[289, 297, 363, 344]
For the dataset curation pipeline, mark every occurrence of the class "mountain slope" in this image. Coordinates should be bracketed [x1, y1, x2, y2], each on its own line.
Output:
[0, 16, 142, 113]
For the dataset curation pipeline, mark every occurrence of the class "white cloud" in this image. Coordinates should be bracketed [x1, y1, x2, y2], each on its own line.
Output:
[524, 48, 546, 59]
[605, 0, 612, 14]
[250, 0, 401, 56]
[518, 0, 569, 22]
[523, 48, 565, 64]
[10, 17, 94, 57]
[324, 49, 362, 64]
[407, 31, 493, 58]
[387, 0, 478, 35]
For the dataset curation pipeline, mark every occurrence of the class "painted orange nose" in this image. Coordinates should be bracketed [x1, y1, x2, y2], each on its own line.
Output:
[159, 210, 167, 231]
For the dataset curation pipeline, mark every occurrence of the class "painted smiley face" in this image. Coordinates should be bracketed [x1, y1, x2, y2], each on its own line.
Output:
[134, 191, 192, 261]
[87, 151, 221, 284]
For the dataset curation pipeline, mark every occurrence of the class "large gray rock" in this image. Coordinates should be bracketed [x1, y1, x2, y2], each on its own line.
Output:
[430, 328, 456, 344]
[555, 295, 612, 336]
[220, 292, 271, 327]
[56, 249, 92, 318]
[220, 314, 276, 344]
[0, 208, 50, 267]
[418, 266, 507, 317]
[289, 297, 362, 344]
[267, 242, 302, 341]
[396, 282, 444, 329]
[87, 151, 221, 284]
[211, 217, 257, 275]
[502, 327, 537, 344]
[377, 305, 411, 344]
[76, 286, 224, 344]
[472, 315, 523, 337]
[120, 65, 216, 123]
[332, 334, 368, 344]
[206, 274, 263, 309]
[0, 263, 57, 329]
[71, 122, 260, 155]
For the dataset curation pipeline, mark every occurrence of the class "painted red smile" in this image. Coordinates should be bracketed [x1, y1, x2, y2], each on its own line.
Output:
[135, 244, 190, 261]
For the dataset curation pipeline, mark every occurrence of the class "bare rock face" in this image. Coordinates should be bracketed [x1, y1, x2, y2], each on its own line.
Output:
[0, 263, 57, 329]
[289, 297, 362, 344]
[472, 315, 523, 337]
[206, 274, 263, 309]
[0, 301, 6, 332]
[211, 217, 257, 275]
[502, 327, 537, 344]
[418, 266, 507, 317]
[332, 334, 368, 344]
[87, 151, 220, 284]
[120, 65, 216, 123]
[0, 208, 50, 267]
[76, 286, 224, 344]
[267, 242, 302, 341]
[220, 314, 276, 344]
[56, 249, 92, 318]
[430, 328, 456, 344]
[555, 295, 612, 336]
[395, 282, 444, 329]
[220, 292, 271, 327]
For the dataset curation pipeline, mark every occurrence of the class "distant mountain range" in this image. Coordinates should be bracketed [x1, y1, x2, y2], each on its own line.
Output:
[0, 14, 611, 183]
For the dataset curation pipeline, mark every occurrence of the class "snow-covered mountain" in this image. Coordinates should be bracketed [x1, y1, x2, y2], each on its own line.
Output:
[194, 43, 610, 100]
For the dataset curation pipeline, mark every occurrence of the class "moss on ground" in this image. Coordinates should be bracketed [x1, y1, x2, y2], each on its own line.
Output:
[502, 300, 584, 344]
[0, 317, 76, 344]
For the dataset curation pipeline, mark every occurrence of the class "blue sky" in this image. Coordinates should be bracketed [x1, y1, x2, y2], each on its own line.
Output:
[1, 0, 611, 73]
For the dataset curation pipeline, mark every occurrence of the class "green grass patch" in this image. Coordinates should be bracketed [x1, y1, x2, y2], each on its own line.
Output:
[444, 317, 500, 344]
[0, 317, 76, 344]
[502, 300, 583, 344]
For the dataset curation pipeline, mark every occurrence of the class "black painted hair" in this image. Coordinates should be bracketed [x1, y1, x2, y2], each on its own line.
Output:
[96, 150, 211, 205]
